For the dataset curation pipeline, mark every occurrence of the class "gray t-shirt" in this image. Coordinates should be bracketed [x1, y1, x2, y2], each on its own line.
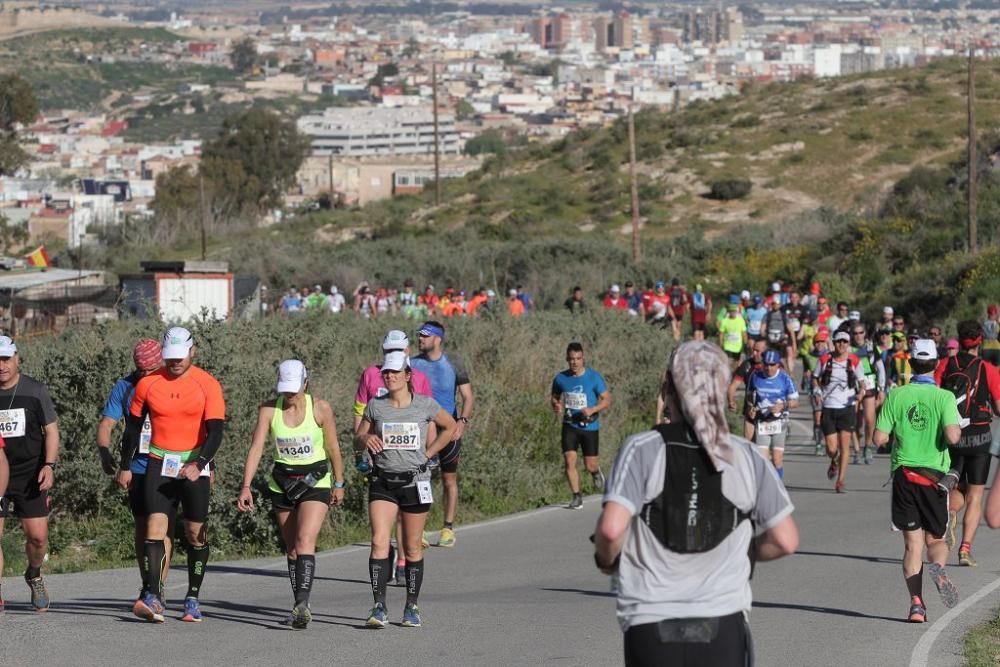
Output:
[603, 427, 794, 630]
[363, 393, 440, 474]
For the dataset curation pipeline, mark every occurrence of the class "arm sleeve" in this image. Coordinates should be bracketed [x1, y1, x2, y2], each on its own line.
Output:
[750, 447, 795, 531]
[100, 381, 128, 421]
[196, 419, 224, 468]
[603, 433, 659, 516]
[121, 413, 143, 471]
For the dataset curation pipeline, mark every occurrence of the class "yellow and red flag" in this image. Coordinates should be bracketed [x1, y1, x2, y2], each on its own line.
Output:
[24, 245, 51, 268]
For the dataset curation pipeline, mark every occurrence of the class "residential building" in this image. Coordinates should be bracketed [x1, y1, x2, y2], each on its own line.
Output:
[297, 107, 460, 157]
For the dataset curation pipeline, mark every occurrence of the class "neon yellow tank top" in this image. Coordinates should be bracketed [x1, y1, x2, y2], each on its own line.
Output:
[268, 395, 329, 490]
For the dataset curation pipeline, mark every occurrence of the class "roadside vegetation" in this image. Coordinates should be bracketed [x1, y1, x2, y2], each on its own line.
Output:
[964, 609, 1000, 666]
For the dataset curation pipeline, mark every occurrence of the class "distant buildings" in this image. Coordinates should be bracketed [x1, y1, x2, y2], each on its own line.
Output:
[297, 107, 460, 158]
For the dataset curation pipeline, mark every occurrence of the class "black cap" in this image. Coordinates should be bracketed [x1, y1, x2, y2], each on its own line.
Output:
[907, 327, 921, 339]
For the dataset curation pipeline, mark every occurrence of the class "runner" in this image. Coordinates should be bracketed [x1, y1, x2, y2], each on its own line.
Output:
[806, 329, 831, 453]
[934, 320, 1000, 567]
[727, 338, 768, 441]
[305, 285, 327, 310]
[689, 284, 711, 340]
[603, 284, 628, 311]
[797, 312, 818, 391]
[887, 331, 913, 387]
[127, 327, 225, 623]
[744, 295, 768, 341]
[0, 335, 59, 612]
[355, 351, 458, 628]
[982, 305, 1000, 367]
[411, 321, 474, 548]
[237, 360, 345, 629]
[397, 279, 419, 319]
[762, 298, 788, 356]
[816, 297, 832, 327]
[564, 286, 587, 314]
[828, 302, 849, 332]
[623, 282, 642, 318]
[327, 286, 346, 314]
[551, 342, 612, 509]
[507, 289, 525, 317]
[873, 339, 961, 622]
[97, 338, 169, 613]
[851, 324, 886, 465]
[418, 285, 439, 318]
[814, 331, 863, 493]
[879, 306, 895, 331]
[747, 349, 799, 480]
[668, 278, 688, 342]
[781, 291, 806, 373]
[646, 282, 671, 328]
[718, 302, 748, 370]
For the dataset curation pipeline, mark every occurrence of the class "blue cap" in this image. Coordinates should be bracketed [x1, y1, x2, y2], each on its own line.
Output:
[655, 281, 665, 289]
[763, 350, 782, 365]
[753, 294, 763, 305]
[729, 294, 740, 304]
[418, 322, 445, 339]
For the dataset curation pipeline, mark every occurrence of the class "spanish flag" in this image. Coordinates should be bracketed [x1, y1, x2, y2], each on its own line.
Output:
[25, 245, 51, 268]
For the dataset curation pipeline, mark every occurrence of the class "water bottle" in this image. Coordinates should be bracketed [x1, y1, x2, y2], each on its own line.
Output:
[355, 452, 372, 475]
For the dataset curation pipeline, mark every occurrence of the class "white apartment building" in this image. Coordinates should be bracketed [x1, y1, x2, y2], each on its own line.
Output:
[297, 107, 460, 157]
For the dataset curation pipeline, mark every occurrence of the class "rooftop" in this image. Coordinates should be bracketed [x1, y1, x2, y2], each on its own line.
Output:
[0, 269, 104, 291]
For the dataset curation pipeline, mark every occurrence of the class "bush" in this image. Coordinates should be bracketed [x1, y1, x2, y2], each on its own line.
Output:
[707, 179, 753, 201]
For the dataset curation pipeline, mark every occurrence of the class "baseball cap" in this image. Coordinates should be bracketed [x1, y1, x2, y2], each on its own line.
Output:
[947, 338, 959, 350]
[762, 349, 782, 365]
[833, 331, 851, 343]
[330, 285, 339, 294]
[727, 303, 739, 312]
[276, 359, 307, 393]
[313, 284, 322, 291]
[771, 282, 781, 293]
[740, 290, 750, 300]
[418, 322, 445, 339]
[753, 294, 763, 305]
[815, 330, 829, 342]
[486, 289, 496, 298]
[133, 338, 162, 371]
[891, 331, 906, 341]
[161, 326, 194, 360]
[508, 288, 517, 297]
[883, 306, 894, 315]
[610, 284, 620, 293]
[988, 304, 998, 316]
[382, 329, 409, 351]
[848, 310, 860, 321]
[728, 294, 740, 304]
[695, 283, 702, 291]
[907, 327, 921, 339]
[382, 350, 409, 372]
[0, 336, 16, 357]
[655, 281, 665, 290]
[911, 339, 938, 361]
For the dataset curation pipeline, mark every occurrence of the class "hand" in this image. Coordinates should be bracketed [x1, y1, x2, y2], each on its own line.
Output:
[364, 433, 385, 455]
[330, 488, 345, 507]
[180, 462, 201, 482]
[773, 400, 785, 413]
[453, 420, 466, 441]
[747, 407, 758, 420]
[116, 469, 132, 491]
[728, 400, 738, 413]
[98, 446, 116, 475]
[37, 465, 54, 492]
[237, 487, 254, 512]
[552, 401, 562, 416]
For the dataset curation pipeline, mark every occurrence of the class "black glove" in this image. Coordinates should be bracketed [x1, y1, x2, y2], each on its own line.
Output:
[98, 446, 116, 476]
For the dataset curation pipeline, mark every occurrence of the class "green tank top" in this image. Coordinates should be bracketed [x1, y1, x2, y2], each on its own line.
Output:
[267, 395, 330, 491]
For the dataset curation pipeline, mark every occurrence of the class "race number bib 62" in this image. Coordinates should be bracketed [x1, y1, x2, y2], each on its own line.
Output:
[563, 392, 588, 410]
[0, 408, 26, 438]
[382, 422, 420, 451]
[276, 435, 315, 461]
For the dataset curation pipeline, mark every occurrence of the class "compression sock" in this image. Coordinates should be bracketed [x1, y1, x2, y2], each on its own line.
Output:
[294, 555, 315, 607]
[368, 557, 390, 605]
[776, 467, 784, 479]
[185, 544, 209, 599]
[405, 559, 424, 606]
[286, 557, 297, 597]
[144, 539, 166, 599]
[444, 521, 454, 530]
[24, 565, 40, 580]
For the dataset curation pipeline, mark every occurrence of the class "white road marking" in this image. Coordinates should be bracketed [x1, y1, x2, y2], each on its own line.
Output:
[910, 573, 1000, 666]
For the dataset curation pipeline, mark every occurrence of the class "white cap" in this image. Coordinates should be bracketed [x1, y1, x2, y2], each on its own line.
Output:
[849, 310, 861, 321]
[0, 336, 16, 357]
[740, 289, 751, 300]
[314, 284, 322, 291]
[382, 350, 409, 372]
[911, 339, 938, 361]
[382, 330, 409, 351]
[277, 359, 307, 393]
[771, 282, 781, 292]
[883, 306, 893, 315]
[833, 331, 851, 343]
[161, 326, 194, 360]
[508, 288, 517, 296]
[610, 284, 620, 293]
[330, 285, 339, 294]
[486, 289, 496, 297]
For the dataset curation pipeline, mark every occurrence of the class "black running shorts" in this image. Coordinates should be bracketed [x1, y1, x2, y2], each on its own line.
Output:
[821, 406, 855, 436]
[368, 474, 431, 514]
[0, 468, 49, 519]
[561, 423, 600, 457]
[127, 473, 147, 517]
[624, 612, 752, 667]
[267, 485, 332, 511]
[948, 450, 992, 486]
[144, 456, 211, 523]
[438, 438, 462, 474]
[891, 468, 947, 538]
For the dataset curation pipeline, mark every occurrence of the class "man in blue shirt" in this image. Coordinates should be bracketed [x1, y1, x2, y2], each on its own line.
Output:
[411, 321, 474, 548]
[551, 342, 612, 510]
[95, 338, 168, 613]
[747, 349, 799, 479]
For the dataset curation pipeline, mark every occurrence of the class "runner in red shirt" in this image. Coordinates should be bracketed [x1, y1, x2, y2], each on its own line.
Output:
[668, 278, 688, 342]
[602, 285, 628, 311]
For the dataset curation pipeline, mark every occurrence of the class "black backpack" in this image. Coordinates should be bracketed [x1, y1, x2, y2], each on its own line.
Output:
[942, 355, 992, 427]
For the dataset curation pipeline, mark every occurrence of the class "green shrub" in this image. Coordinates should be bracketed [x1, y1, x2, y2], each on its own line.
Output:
[707, 179, 753, 201]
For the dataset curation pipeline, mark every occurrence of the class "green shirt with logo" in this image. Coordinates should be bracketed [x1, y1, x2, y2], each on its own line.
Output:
[876, 381, 959, 474]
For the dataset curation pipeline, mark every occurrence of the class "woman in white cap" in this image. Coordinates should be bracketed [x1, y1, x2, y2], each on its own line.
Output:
[237, 360, 345, 630]
[355, 350, 457, 629]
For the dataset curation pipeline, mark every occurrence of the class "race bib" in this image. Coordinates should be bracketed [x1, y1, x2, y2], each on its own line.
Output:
[0, 408, 26, 438]
[139, 416, 152, 455]
[416, 479, 433, 504]
[564, 392, 588, 410]
[757, 420, 783, 436]
[788, 318, 801, 333]
[726, 332, 741, 345]
[276, 435, 315, 461]
[382, 422, 421, 451]
[160, 453, 210, 478]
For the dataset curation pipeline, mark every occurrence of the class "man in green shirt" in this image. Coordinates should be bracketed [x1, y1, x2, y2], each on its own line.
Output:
[718, 303, 748, 369]
[874, 339, 961, 624]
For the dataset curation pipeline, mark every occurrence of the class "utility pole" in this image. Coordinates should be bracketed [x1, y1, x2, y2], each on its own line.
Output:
[968, 47, 977, 254]
[628, 106, 641, 264]
[327, 151, 334, 206]
[432, 61, 441, 206]
[199, 174, 207, 261]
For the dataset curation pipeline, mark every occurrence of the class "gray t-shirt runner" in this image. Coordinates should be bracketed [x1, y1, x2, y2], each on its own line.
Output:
[363, 392, 441, 474]
[603, 427, 793, 631]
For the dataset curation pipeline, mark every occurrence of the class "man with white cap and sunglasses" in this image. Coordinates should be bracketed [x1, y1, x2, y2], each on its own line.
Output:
[126, 326, 225, 623]
[0, 335, 59, 612]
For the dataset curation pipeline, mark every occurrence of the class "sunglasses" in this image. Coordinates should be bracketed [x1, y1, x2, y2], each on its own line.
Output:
[853, 331, 865, 335]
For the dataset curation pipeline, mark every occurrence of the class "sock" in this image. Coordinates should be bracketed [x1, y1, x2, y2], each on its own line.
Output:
[405, 559, 424, 606]
[286, 557, 297, 597]
[960, 541, 972, 553]
[368, 557, 390, 605]
[186, 544, 209, 599]
[776, 467, 784, 479]
[24, 565, 40, 580]
[144, 539, 166, 599]
[397, 557, 406, 568]
[140, 553, 150, 594]
[444, 521, 454, 530]
[294, 555, 315, 607]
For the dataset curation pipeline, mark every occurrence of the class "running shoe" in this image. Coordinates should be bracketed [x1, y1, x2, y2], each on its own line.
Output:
[181, 596, 203, 622]
[908, 597, 927, 623]
[438, 527, 456, 547]
[850, 453, 859, 465]
[366, 602, 388, 628]
[25, 574, 49, 612]
[421, 533, 430, 549]
[567, 495, 584, 510]
[290, 603, 311, 630]
[927, 562, 959, 608]
[834, 481, 846, 494]
[814, 442, 825, 457]
[131, 588, 147, 615]
[592, 469, 606, 492]
[945, 511, 958, 550]
[826, 460, 838, 481]
[959, 550, 978, 568]
[134, 592, 165, 623]
[863, 446, 873, 465]
[401, 602, 422, 627]
[394, 562, 406, 586]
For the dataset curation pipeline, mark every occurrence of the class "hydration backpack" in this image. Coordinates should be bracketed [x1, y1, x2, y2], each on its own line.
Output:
[765, 311, 786, 344]
[942, 356, 992, 427]
[671, 287, 684, 308]
[818, 353, 859, 391]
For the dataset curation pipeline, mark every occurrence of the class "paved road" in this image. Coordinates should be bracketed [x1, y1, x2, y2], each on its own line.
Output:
[2, 410, 999, 665]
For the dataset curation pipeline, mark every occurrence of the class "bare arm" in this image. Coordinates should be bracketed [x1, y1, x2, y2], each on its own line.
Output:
[583, 390, 612, 419]
[454, 382, 474, 441]
[943, 423, 961, 446]
[37, 422, 59, 492]
[755, 515, 799, 561]
[654, 369, 668, 423]
[96, 416, 116, 448]
[873, 428, 890, 447]
[315, 399, 345, 506]
[0, 449, 8, 498]
[594, 501, 631, 573]
[427, 409, 458, 460]
[237, 405, 272, 511]
[986, 483, 1000, 529]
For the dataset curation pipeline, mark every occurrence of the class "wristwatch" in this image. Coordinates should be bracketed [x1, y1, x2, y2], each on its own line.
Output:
[43, 462, 57, 469]
[333, 480, 346, 489]
[458, 416, 470, 424]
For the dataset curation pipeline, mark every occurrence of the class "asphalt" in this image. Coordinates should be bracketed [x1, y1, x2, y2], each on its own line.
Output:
[1, 407, 999, 666]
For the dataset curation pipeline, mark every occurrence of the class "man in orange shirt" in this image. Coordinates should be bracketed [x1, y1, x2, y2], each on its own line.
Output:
[507, 289, 525, 317]
[126, 326, 225, 624]
[466, 288, 488, 316]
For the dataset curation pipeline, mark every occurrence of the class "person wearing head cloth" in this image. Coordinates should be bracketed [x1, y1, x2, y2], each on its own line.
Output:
[931, 321, 1000, 568]
[125, 326, 225, 623]
[874, 339, 962, 622]
[96, 338, 167, 615]
[0, 335, 59, 612]
[594, 341, 797, 666]
[238, 359, 345, 629]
